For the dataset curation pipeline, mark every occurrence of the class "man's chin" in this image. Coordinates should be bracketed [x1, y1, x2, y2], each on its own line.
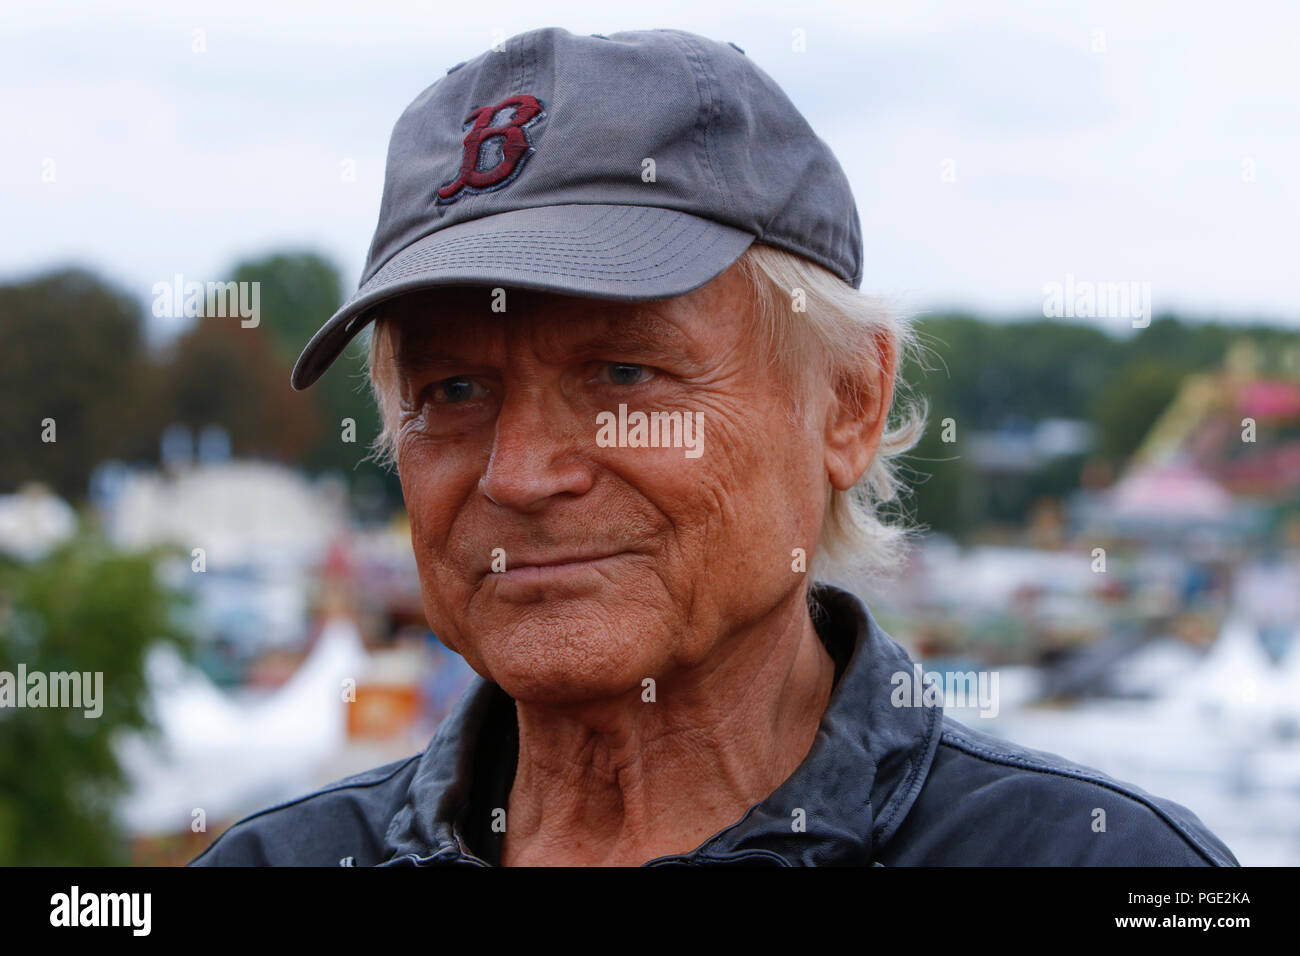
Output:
[488, 655, 653, 708]
[468, 618, 666, 705]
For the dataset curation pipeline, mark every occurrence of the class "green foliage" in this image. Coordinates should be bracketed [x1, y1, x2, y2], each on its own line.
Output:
[0, 270, 157, 498]
[231, 252, 343, 362]
[899, 315, 1115, 535]
[897, 409, 971, 538]
[899, 314, 1300, 538]
[163, 314, 323, 461]
[1090, 361, 1187, 459]
[229, 253, 397, 504]
[0, 535, 192, 865]
[905, 315, 1118, 428]
[0, 258, 399, 510]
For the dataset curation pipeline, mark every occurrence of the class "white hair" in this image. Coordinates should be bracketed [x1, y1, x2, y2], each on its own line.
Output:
[730, 243, 927, 582]
[364, 242, 927, 583]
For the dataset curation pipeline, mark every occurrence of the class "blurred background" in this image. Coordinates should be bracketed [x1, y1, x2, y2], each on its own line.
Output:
[1, 0, 1298, 865]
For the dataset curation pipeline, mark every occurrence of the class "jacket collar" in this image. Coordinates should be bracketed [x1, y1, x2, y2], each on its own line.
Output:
[379, 583, 943, 866]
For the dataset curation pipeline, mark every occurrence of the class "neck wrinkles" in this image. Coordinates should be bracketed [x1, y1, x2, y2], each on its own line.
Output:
[499, 587, 836, 866]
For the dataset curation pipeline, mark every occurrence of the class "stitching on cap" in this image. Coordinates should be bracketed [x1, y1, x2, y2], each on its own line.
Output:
[665, 31, 728, 221]
[370, 206, 662, 253]
[689, 33, 738, 219]
[373, 237, 719, 281]
[370, 237, 713, 280]
[362, 204, 632, 286]
[377, 211, 687, 270]
[364, 209, 713, 282]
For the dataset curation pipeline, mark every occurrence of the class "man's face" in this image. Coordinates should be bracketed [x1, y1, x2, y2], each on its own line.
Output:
[388, 261, 832, 705]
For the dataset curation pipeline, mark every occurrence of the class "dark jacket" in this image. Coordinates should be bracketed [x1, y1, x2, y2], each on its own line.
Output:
[189, 584, 1239, 866]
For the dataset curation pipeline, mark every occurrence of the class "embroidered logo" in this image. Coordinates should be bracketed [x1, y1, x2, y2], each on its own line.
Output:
[436, 94, 546, 204]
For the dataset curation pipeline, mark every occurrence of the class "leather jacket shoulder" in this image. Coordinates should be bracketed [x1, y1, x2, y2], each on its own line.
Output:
[877, 716, 1236, 865]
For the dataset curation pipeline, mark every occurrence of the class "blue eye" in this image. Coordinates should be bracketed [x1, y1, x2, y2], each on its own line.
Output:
[430, 376, 486, 404]
[601, 362, 654, 386]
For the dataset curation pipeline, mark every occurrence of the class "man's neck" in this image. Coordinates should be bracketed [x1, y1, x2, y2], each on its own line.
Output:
[499, 591, 837, 866]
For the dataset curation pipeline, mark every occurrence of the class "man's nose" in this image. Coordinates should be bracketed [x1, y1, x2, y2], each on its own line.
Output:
[478, 387, 595, 511]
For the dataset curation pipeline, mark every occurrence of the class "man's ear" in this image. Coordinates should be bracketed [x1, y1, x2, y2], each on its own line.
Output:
[824, 331, 897, 491]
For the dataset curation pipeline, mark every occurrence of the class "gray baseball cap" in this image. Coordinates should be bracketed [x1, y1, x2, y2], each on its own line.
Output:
[291, 26, 863, 390]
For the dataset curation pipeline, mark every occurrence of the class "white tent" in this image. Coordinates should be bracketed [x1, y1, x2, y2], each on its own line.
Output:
[116, 616, 370, 836]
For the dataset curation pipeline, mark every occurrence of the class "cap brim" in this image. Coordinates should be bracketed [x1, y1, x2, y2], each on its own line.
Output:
[290, 203, 755, 390]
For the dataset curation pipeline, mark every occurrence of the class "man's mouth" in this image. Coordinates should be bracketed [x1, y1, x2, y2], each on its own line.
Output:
[485, 550, 628, 594]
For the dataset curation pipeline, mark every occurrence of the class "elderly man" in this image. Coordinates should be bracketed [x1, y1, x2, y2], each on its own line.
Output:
[192, 27, 1237, 866]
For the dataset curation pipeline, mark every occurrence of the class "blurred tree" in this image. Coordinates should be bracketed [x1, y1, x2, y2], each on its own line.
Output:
[1090, 360, 1187, 460]
[897, 405, 971, 538]
[907, 315, 1117, 428]
[0, 536, 192, 865]
[0, 269, 159, 498]
[0, 257, 399, 506]
[1127, 316, 1231, 371]
[231, 252, 343, 362]
[163, 316, 323, 462]
[901, 315, 1117, 536]
[229, 254, 396, 501]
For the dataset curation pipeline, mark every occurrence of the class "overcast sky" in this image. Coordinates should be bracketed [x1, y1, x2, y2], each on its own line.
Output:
[3, 0, 1298, 341]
